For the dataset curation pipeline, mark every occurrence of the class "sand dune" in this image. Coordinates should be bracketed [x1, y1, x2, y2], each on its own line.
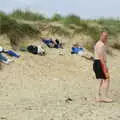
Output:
[0, 49, 120, 120]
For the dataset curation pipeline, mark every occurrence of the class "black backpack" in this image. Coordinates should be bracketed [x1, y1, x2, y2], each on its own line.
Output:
[27, 45, 38, 54]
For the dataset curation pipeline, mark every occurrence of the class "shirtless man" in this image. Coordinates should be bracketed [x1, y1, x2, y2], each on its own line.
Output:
[93, 32, 112, 102]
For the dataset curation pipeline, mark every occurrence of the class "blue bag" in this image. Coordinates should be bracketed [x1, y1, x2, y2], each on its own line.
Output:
[6, 50, 20, 58]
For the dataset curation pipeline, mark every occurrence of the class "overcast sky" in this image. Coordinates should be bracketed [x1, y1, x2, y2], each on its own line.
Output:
[0, 0, 120, 19]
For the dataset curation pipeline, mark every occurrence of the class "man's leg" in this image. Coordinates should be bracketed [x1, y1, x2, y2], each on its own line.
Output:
[102, 79, 112, 102]
[96, 79, 103, 101]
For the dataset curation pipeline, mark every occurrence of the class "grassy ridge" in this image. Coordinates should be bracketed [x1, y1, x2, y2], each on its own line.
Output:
[0, 9, 120, 50]
[0, 11, 39, 50]
[9, 9, 46, 21]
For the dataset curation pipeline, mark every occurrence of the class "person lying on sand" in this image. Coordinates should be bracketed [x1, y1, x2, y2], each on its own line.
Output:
[40, 37, 64, 49]
[0, 47, 15, 64]
[93, 31, 112, 103]
[0, 46, 20, 58]
[71, 43, 84, 55]
[27, 45, 46, 56]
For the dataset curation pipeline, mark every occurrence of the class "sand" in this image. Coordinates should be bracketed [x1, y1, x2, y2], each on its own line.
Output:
[0, 49, 120, 120]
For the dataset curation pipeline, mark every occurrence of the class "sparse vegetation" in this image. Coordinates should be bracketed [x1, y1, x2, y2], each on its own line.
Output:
[63, 14, 81, 26]
[9, 9, 46, 21]
[51, 13, 63, 21]
[0, 9, 120, 51]
[97, 18, 120, 36]
[0, 13, 39, 50]
[49, 25, 70, 37]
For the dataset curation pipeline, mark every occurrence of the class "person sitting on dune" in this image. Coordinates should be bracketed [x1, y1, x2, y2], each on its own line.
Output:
[71, 43, 94, 60]
[41, 37, 63, 49]
[71, 43, 84, 55]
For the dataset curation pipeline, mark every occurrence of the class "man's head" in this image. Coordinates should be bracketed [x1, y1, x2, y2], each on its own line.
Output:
[100, 32, 108, 44]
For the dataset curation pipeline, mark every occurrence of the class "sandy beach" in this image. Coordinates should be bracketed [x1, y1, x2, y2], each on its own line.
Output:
[0, 48, 120, 120]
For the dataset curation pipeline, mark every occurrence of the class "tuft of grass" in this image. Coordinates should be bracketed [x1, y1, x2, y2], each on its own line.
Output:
[73, 21, 100, 41]
[97, 18, 120, 36]
[62, 14, 81, 26]
[0, 14, 39, 50]
[9, 9, 46, 21]
[51, 13, 63, 21]
[0, 11, 6, 16]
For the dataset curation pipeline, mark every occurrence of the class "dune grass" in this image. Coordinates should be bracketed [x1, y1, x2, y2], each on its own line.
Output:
[9, 9, 46, 21]
[51, 13, 64, 21]
[0, 9, 120, 51]
[97, 18, 120, 36]
[0, 12, 39, 50]
[62, 14, 81, 26]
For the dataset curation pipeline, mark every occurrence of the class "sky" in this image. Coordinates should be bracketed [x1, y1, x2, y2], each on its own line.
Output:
[0, 0, 120, 19]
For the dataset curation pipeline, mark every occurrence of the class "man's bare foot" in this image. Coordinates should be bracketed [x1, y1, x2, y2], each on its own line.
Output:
[103, 98, 113, 103]
[96, 98, 112, 103]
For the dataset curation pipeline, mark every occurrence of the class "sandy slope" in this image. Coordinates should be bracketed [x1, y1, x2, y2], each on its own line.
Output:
[0, 49, 120, 120]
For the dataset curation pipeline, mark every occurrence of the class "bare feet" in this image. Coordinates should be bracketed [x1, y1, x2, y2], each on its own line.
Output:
[96, 98, 112, 103]
[103, 98, 113, 103]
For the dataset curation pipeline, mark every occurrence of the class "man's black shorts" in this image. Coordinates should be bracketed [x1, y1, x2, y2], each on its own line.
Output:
[93, 59, 106, 79]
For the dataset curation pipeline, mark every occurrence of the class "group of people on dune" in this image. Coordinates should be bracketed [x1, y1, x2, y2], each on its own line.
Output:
[0, 32, 113, 103]
[20, 37, 86, 56]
